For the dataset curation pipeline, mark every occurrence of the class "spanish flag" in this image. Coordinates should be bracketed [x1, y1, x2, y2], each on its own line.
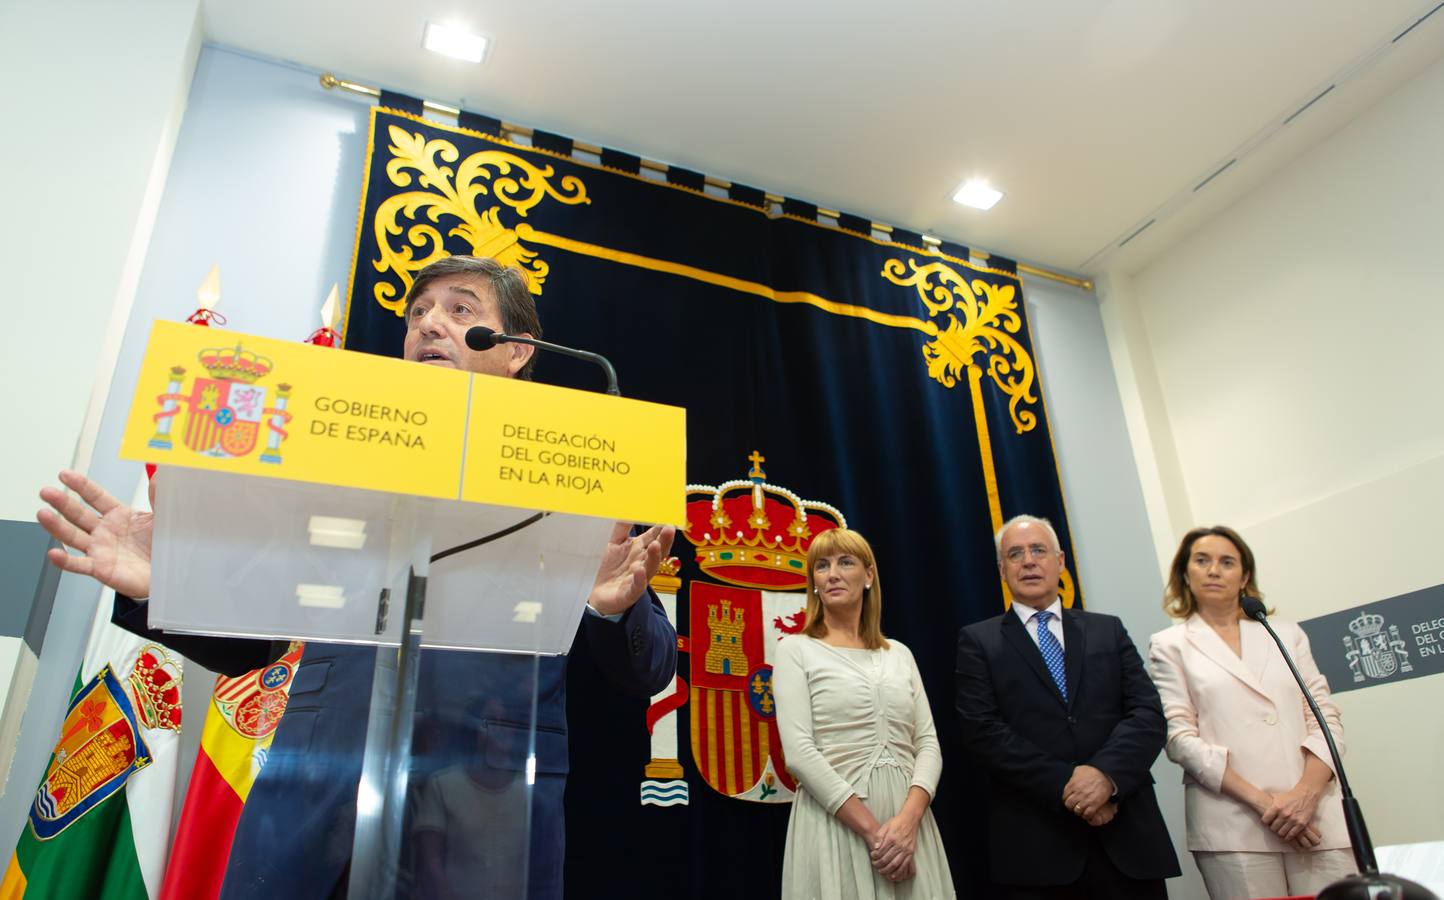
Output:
[157, 642, 304, 900]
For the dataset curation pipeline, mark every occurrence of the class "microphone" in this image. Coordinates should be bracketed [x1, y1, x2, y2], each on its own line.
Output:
[465, 326, 620, 396]
[1243, 596, 1436, 900]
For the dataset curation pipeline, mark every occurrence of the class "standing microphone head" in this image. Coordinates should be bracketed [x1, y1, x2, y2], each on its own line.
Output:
[465, 326, 501, 350]
[1240, 595, 1268, 620]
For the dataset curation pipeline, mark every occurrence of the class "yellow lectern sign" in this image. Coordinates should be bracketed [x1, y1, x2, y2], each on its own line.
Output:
[462, 377, 686, 524]
[121, 321, 685, 523]
[121, 321, 469, 498]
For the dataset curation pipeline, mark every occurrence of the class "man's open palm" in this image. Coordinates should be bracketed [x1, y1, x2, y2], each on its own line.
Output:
[38, 469, 154, 599]
[587, 522, 676, 617]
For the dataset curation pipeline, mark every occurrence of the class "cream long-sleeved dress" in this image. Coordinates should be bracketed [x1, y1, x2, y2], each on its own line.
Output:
[773, 635, 955, 900]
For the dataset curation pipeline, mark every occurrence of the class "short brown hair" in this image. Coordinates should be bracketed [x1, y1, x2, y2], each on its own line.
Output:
[801, 528, 889, 650]
[403, 256, 543, 380]
[1163, 525, 1268, 619]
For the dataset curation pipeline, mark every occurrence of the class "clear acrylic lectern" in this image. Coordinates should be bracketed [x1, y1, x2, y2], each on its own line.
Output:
[148, 467, 617, 899]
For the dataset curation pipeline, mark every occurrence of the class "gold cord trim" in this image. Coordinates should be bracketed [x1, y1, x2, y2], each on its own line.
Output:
[517, 225, 937, 334]
[968, 365, 1013, 611]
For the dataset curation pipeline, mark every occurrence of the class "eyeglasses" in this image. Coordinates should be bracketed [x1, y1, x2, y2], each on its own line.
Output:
[1003, 544, 1054, 564]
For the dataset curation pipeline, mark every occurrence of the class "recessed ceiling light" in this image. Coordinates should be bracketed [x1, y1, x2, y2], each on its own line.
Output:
[952, 179, 1003, 211]
[423, 22, 489, 63]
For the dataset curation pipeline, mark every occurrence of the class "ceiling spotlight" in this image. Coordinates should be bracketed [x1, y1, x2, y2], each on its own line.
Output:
[952, 179, 1003, 211]
[423, 22, 489, 63]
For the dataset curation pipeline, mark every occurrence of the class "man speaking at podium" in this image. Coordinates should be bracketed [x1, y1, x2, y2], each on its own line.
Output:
[37, 256, 678, 900]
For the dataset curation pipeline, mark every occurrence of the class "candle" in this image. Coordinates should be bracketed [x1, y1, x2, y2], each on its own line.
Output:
[186, 264, 226, 326]
[306, 283, 342, 346]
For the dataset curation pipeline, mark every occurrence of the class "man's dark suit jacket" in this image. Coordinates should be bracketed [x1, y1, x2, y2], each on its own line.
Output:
[955, 607, 1180, 888]
[115, 590, 675, 900]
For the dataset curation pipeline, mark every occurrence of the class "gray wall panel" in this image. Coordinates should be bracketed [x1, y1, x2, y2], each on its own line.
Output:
[0, 520, 56, 648]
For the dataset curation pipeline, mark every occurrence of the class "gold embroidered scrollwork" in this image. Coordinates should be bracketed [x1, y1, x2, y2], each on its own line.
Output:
[1060, 567, 1077, 609]
[370, 125, 591, 314]
[881, 259, 1038, 433]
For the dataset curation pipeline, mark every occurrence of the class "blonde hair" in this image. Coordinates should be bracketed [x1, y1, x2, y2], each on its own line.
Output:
[801, 528, 888, 650]
[1163, 525, 1269, 619]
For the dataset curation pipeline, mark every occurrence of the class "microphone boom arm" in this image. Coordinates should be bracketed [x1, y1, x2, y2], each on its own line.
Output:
[466, 326, 620, 396]
[1247, 605, 1378, 875]
[497, 335, 620, 396]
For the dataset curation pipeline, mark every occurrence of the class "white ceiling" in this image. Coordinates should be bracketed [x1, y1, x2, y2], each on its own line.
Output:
[202, 0, 1444, 278]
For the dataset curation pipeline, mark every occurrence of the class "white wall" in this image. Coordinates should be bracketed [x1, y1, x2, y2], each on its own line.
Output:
[0, 0, 201, 803]
[0, 0, 202, 521]
[1101, 48, 1444, 857]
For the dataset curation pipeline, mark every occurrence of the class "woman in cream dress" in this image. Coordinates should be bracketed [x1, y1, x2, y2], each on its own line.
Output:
[773, 527, 954, 900]
[1148, 525, 1353, 900]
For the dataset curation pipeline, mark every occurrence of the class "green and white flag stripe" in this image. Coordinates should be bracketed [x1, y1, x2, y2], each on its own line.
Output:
[3, 480, 181, 899]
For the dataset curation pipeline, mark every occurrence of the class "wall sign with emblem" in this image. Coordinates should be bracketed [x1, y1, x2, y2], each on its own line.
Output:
[1299, 583, 1444, 693]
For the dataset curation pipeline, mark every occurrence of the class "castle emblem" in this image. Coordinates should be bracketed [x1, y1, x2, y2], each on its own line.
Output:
[638, 451, 849, 808]
[704, 600, 748, 676]
[1342, 610, 1413, 683]
[29, 667, 152, 840]
[148, 344, 294, 464]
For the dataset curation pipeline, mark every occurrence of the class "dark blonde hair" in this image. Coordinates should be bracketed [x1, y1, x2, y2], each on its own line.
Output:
[802, 528, 888, 650]
[1164, 525, 1268, 619]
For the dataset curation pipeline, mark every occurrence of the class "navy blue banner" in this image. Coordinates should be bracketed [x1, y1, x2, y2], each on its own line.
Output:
[343, 106, 1083, 899]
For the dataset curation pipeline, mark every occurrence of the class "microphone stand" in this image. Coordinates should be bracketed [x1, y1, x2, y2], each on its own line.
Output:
[1243, 598, 1436, 900]
[466, 326, 620, 395]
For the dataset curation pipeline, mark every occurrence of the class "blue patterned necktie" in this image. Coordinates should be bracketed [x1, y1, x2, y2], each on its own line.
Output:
[1033, 610, 1067, 701]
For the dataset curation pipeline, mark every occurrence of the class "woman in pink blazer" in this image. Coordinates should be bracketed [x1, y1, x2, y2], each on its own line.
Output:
[1147, 525, 1354, 900]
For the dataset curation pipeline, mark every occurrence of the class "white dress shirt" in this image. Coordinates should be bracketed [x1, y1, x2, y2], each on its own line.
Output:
[1013, 596, 1065, 650]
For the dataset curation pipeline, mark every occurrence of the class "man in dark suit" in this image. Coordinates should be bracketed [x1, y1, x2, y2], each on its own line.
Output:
[38, 256, 677, 900]
[955, 514, 1180, 900]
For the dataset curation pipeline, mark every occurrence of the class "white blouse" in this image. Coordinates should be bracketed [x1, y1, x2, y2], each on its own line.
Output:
[772, 635, 943, 814]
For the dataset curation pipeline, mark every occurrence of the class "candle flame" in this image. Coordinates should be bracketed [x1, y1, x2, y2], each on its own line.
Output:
[321, 284, 340, 329]
[196, 265, 221, 311]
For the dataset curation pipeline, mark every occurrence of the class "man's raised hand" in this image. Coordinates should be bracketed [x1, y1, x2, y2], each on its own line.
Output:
[586, 522, 676, 617]
[37, 470, 154, 599]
